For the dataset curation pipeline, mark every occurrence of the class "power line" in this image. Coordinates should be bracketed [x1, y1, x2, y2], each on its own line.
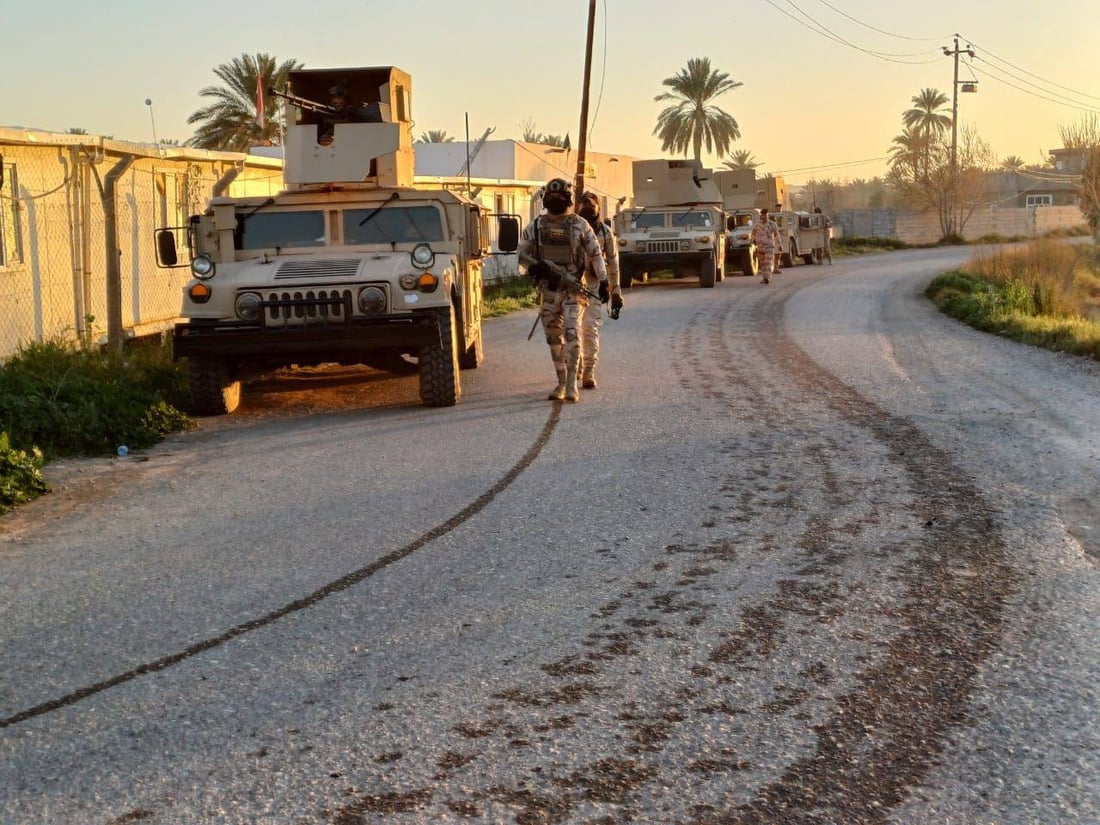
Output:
[811, 0, 949, 42]
[774, 156, 889, 175]
[969, 63, 1100, 115]
[959, 34, 1100, 104]
[763, 0, 942, 64]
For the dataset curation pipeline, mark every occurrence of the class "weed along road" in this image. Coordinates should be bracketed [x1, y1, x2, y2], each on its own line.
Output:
[2, 247, 1099, 824]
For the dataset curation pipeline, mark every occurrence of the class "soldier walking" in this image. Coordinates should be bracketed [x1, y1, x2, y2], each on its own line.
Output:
[576, 191, 623, 390]
[518, 178, 608, 402]
[752, 208, 777, 284]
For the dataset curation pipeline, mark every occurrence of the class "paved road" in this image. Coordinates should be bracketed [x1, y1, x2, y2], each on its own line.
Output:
[1, 249, 1097, 824]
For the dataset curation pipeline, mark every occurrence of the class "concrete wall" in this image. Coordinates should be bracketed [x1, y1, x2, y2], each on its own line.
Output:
[835, 205, 1087, 245]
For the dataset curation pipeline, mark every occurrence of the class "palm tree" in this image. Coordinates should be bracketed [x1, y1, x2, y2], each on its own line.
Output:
[653, 57, 743, 163]
[903, 88, 952, 142]
[186, 53, 302, 151]
[722, 149, 761, 171]
[1001, 155, 1026, 171]
[418, 130, 454, 143]
[888, 127, 928, 179]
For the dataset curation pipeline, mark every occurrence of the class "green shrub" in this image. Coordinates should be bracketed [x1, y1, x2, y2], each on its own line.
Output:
[0, 337, 193, 460]
[0, 431, 49, 513]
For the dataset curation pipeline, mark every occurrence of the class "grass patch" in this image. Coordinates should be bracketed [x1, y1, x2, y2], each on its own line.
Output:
[483, 276, 540, 317]
[834, 236, 911, 255]
[0, 337, 194, 509]
[926, 239, 1100, 359]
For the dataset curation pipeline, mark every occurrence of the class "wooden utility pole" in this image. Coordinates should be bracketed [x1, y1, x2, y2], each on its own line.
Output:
[574, 0, 597, 198]
[943, 35, 975, 235]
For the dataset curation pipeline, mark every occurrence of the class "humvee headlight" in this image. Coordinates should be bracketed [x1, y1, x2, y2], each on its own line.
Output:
[696, 236, 712, 245]
[679, 240, 691, 251]
[191, 254, 216, 280]
[187, 282, 212, 304]
[617, 237, 627, 247]
[410, 243, 435, 269]
[357, 286, 387, 314]
[399, 273, 419, 290]
[417, 273, 439, 293]
[235, 292, 262, 321]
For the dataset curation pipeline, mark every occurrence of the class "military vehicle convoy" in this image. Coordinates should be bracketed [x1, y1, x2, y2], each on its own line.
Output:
[156, 66, 490, 414]
[613, 159, 726, 289]
[714, 169, 829, 273]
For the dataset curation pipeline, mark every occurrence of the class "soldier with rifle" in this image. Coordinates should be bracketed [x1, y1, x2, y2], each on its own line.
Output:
[518, 178, 608, 403]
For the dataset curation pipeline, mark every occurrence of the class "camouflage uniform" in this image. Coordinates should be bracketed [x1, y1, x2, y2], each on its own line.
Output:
[751, 217, 775, 284]
[768, 215, 783, 275]
[519, 212, 608, 401]
[579, 218, 620, 389]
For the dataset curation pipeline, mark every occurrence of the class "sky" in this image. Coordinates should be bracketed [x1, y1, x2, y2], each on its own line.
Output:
[4, 0, 1100, 186]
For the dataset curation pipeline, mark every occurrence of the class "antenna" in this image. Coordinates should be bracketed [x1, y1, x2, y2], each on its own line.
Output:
[144, 98, 161, 151]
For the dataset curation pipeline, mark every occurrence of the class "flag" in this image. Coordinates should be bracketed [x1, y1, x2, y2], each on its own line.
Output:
[254, 75, 265, 130]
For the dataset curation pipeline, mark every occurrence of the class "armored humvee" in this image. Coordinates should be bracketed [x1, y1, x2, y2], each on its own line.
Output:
[156, 66, 489, 414]
[612, 159, 726, 289]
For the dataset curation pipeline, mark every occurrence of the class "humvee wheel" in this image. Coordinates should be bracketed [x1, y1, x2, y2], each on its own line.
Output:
[419, 305, 461, 407]
[699, 252, 716, 288]
[742, 247, 759, 277]
[620, 265, 634, 289]
[188, 357, 241, 415]
[455, 293, 484, 370]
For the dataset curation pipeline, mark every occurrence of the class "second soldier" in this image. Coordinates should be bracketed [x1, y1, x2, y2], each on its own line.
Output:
[518, 178, 608, 402]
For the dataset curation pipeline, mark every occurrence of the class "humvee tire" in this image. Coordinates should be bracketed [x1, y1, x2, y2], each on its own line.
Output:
[699, 252, 716, 288]
[740, 248, 758, 277]
[188, 357, 241, 415]
[419, 305, 461, 407]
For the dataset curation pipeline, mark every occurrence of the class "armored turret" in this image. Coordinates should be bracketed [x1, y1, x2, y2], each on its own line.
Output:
[632, 159, 722, 207]
[279, 66, 414, 187]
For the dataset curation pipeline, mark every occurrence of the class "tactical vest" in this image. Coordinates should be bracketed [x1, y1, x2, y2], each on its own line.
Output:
[534, 216, 579, 270]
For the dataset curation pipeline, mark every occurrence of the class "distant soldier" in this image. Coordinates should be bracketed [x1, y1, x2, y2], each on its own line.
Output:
[814, 206, 834, 264]
[752, 207, 778, 284]
[518, 178, 608, 402]
[770, 205, 784, 275]
[576, 191, 623, 390]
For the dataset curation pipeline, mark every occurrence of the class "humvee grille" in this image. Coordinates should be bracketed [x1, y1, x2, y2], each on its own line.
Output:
[275, 259, 361, 280]
[260, 289, 356, 326]
[647, 240, 682, 253]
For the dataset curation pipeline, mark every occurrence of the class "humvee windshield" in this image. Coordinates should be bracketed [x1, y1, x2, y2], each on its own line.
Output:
[344, 206, 445, 245]
[239, 211, 325, 249]
[673, 211, 714, 227]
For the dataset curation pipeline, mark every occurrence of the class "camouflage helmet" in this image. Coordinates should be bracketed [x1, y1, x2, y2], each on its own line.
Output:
[543, 177, 573, 209]
[579, 191, 600, 212]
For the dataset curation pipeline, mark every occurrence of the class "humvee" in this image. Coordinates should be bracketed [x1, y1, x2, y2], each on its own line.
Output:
[613, 159, 726, 289]
[156, 66, 491, 414]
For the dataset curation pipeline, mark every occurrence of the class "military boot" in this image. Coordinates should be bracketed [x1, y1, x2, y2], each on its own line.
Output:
[548, 369, 567, 401]
[564, 366, 580, 402]
[581, 366, 597, 389]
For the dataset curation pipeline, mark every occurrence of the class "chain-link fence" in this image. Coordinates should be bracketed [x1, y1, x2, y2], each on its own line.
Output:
[0, 134, 282, 361]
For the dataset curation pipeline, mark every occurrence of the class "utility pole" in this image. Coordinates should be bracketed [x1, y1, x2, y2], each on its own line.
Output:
[943, 35, 975, 234]
[574, 0, 597, 197]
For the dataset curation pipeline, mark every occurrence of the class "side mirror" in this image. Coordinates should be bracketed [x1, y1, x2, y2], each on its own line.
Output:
[496, 216, 520, 253]
[155, 228, 179, 267]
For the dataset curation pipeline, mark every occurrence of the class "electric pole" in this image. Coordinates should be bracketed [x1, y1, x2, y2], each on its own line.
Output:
[943, 35, 975, 234]
[574, 0, 597, 198]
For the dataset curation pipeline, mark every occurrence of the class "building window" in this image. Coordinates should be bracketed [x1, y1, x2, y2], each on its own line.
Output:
[1026, 194, 1053, 207]
[0, 160, 24, 268]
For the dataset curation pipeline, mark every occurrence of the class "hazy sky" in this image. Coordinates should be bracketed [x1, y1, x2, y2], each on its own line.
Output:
[4, 1, 1099, 184]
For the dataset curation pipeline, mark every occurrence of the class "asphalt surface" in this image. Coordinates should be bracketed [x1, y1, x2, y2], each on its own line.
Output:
[1, 248, 1097, 824]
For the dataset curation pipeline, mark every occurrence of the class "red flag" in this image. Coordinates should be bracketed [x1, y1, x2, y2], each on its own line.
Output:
[254, 75, 265, 130]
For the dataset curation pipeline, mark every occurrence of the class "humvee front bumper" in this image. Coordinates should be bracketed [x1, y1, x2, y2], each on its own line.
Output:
[173, 312, 444, 361]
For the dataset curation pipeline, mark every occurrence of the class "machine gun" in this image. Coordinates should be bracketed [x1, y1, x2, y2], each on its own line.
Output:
[268, 87, 339, 117]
